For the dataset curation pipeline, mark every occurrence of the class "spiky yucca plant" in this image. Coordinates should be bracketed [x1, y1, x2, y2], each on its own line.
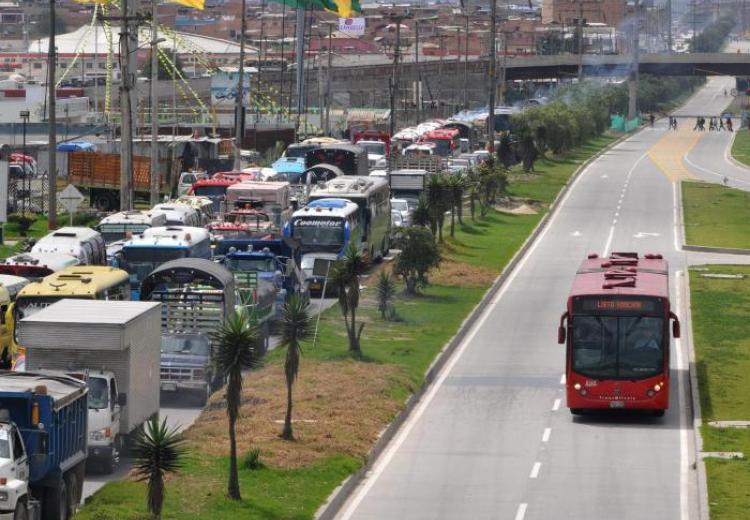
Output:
[279, 295, 312, 440]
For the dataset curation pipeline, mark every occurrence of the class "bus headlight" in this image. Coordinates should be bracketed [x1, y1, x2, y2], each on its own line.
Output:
[573, 383, 581, 391]
[0, 491, 8, 501]
[654, 384, 662, 392]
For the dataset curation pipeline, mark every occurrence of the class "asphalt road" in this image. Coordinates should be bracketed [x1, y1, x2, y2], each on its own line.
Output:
[336, 80, 750, 519]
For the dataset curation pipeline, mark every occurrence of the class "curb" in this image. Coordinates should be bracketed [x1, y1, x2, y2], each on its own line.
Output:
[683, 244, 750, 255]
[724, 129, 749, 172]
[314, 131, 635, 520]
[682, 270, 711, 520]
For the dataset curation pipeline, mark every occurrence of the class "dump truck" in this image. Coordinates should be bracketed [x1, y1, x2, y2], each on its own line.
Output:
[0, 371, 87, 520]
[19, 299, 161, 474]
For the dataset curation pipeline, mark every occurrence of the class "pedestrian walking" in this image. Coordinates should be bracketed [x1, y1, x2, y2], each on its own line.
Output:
[700, 117, 706, 131]
[719, 117, 725, 131]
[709, 117, 716, 131]
[694, 117, 701, 131]
[672, 117, 678, 131]
[726, 116, 733, 132]
[649, 113, 655, 127]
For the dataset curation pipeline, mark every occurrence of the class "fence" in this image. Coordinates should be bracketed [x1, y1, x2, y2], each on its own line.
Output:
[610, 115, 641, 132]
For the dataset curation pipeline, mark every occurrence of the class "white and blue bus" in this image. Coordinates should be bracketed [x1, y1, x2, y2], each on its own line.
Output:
[118, 226, 212, 299]
[307, 176, 390, 262]
[284, 198, 360, 296]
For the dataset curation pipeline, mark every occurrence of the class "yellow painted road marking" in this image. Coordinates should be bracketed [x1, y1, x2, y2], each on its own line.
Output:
[647, 126, 702, 182]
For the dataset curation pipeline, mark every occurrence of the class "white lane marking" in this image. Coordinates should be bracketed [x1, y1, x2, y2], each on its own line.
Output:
[529, 462, 542, 479]
[570, 230, 582, 237]
[515, 503, 528, 520]
[675, 270, 690, 520]
[672, 182, 682, 251]
[603, 225, 615, 256]
[338, 141, 606, 518]
[552, 398, 561, 411]
[542, 428, 551, 443]
[683, 152, 750, 186]
[634, 232, 660, 238]
[560, 374, 566, 385]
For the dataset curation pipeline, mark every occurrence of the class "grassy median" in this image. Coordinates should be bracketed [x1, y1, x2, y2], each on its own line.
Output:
[730, 127, 750, 169]
[77, 134, 618, 520]
[690, 265, 750, 520]
[682, 181, 750, 250]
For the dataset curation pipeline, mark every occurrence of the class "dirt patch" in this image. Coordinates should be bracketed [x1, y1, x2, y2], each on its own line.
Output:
[184, 359, 410, 468]
[493, 196, 544, 215]
[430, 259, 497, 288]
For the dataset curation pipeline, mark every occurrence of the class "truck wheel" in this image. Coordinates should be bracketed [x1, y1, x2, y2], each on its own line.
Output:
[42, 478, 68, 520]
[65, 471, 80, 518]
[13, 501, 28, 520]
[102, 450, 117, 474]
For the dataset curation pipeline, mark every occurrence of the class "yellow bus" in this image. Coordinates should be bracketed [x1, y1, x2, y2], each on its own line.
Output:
[8, 266, 131, 364]
[0, 275, 30, 367]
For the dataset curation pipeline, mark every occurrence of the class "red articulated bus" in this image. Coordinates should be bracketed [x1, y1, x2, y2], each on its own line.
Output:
[557, 252, 681, 416]
[420, 128, 460, 157]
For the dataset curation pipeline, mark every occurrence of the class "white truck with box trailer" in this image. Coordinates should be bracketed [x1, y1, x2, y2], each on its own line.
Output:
[18, 299, 161, 474]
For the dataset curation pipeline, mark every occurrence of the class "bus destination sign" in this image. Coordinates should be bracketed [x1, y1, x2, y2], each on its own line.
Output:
[574, 297, 662, 315]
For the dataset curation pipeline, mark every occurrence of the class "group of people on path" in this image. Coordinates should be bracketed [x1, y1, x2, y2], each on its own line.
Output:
[692, 116, 733, 132]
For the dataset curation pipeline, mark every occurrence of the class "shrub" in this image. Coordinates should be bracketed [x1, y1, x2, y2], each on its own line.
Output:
[243, 448, 265, 470]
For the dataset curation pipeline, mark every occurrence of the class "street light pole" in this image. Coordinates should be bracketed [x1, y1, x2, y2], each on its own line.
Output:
[149, 0, 159, 206]
[577, 0, 584, 81]
[20, 111, 29, 218]
[47, 0, 57, 229]
[464, 13, 469, 109]
[324, 22, 333, 136]
[234, 0, 247, 170]
[415, 19, 421, 124]
[487, 0, 497, 152]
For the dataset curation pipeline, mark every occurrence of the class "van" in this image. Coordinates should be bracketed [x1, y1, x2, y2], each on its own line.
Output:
[96, 210, 169, 244]
[177, 171, 209, 197]
[31, 227, 107, 265]
[150, 203, 202, 227]
[174, 196, 216, 226]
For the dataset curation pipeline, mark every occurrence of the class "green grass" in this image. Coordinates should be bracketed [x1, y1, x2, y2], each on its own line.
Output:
[690, 264, 750, 519]
[78, 134, 617, 519]
[730, 126, 750, 169]
[78, 455, 360, 520]
[682, 182, 750, 250]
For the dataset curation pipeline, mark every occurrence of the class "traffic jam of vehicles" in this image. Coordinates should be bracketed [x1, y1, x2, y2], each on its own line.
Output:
[0, 118, 496, 519]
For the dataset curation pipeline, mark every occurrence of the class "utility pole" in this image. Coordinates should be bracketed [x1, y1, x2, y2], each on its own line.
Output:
[117, 0, 138, 211]
[149, 0, 159, 206]
[488, 0, 497, 152]
[415, 19, 421, 124]
[667, 0, 672, 53]
[324, 22, 333, 136]
[294, 7, 306, 135]
[388, 13, 411, 139]
[234, 0, 247, 170]
[628, 1, 640, 120]
[577, 0, 584, 81]
[464, 13, 469, 109]
[47, 0, 57, 229]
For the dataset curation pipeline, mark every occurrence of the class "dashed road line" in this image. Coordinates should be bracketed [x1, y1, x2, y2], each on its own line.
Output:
[552, 398, 561, 411]
[559, 374, 566, 385]
[529, 462, 542, 479]
[542, 428, 551, 443]
[514, 503, 528, 520]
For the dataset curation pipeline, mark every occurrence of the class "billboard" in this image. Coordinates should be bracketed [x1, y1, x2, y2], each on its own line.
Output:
[211, 68, 253, 108]
[338, 17, 365, 36]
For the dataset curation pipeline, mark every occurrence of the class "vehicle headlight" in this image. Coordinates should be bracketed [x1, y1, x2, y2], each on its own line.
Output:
[90, 427, 112, 441]
[0, 491, 8, 501]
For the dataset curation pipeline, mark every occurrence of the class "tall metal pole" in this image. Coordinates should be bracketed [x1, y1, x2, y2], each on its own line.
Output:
[119, 0, 135, 211]
[628, 1, 640, 120]
[149, 0, 159, 206]
[47, 0, 57, 229]
[415, 19, 421, 124]
[234, 0, 247, 170]
[464, 14, 469, 109]
[324, 22, 332, 136]
[667, 0, 672, 53]
[577, 0, 584, 81]
[389, 18, 403, 139]
[294, 7, 306, 135]
[487, 0, 497, 152]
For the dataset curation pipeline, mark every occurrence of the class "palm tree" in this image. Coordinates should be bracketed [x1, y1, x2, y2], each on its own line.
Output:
[279, 294, 312, 440]
[331, 244, 368, 356]
[376, 271, 396, 319]
[132, 416, 186, 519]
[212, 311, 263, 500]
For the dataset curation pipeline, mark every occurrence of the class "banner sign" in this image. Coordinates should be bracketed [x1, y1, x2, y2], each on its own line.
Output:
[338, 17, 365, 35]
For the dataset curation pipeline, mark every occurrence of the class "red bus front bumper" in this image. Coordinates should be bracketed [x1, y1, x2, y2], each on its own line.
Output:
[566, 374, 669, 411]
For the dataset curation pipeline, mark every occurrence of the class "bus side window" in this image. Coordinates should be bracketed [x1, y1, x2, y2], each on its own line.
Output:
[0, 305, 6, 325]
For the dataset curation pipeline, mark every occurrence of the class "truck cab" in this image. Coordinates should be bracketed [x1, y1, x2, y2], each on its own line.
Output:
[76, 371, 124, 474]
[0, 419, 31, 518]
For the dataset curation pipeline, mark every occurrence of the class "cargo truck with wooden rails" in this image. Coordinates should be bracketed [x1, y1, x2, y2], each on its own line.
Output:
[66, 151, 171, 211]
[18, 300, 161, 474]
[0, 371, 87, 520]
